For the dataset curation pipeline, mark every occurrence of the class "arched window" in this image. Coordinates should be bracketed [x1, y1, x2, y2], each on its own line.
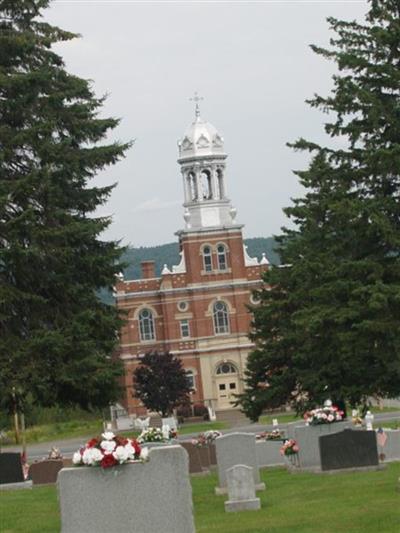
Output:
[217, 244, 228, 270]
[188, 171, 197, 201]
[203, 245, 213, 272]
[200, 169, 212, 200]
[138, 308, 155, 341]
[213, 301, 229, 334]
[216, 362, 237, 375]
[186, 370, 196, 390]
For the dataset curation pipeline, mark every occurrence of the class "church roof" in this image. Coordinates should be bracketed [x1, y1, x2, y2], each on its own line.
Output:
[178, 115, 225, 160]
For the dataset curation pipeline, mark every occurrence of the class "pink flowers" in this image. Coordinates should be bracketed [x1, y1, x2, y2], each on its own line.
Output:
[72, 431, 148, 469]
[280, 439, 299, 456]
[304, 406, 344, 426]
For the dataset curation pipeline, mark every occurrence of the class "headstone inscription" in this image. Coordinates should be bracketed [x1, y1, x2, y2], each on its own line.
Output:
[224, 465, 261, 512]
[29, 459, 64, 485]
[58, 445, 195, 533]
[319, 429, 379, 471]
[215, 433, 265, 494]
[0, 453, 24, 484]
[180, 442, 203, 474]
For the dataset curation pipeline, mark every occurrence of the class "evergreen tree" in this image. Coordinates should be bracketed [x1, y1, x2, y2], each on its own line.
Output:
[238, 0, 400, 421]
[0, 0, 131, 413]
[133, 352, 191, 417]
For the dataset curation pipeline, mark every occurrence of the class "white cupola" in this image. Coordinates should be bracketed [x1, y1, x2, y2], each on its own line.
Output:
[177, 94, 238, 232]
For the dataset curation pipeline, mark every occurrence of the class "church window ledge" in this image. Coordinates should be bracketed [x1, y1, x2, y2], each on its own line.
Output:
[200, 268, 232, 276]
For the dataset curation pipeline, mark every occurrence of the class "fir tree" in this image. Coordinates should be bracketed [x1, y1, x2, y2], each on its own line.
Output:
[0, 0, 131, 413]
[238, 0, 400, 420]
[133, 352, 192, 417]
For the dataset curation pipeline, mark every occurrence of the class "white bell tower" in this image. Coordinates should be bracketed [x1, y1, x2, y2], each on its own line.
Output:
[177, 94, 238, 231]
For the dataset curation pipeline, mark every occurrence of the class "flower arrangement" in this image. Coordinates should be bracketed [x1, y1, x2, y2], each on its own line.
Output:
[191, 430, 221, 447]
[137, 426, 177, 444]
[304, 405, 344, 426]
[280, 439, 299, 456]
[72, 432, 148, 469]
[256, 429, 283, 441]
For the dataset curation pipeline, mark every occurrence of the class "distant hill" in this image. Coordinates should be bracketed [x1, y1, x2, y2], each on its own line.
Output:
[99, 237, 279, 304]
[121, 236, 280, 280]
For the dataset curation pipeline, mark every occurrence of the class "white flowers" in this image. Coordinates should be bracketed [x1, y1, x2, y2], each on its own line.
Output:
[100, 440, 116, 454]
[82, 447, 103, 466]
[102, 431, 115, 441]
[113, 445, 129, 463]
[72, 451, 82, 465]
[140, 447, 149, 461]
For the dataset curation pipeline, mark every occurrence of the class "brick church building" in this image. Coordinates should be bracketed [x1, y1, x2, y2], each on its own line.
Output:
[115, 102, 269, 416]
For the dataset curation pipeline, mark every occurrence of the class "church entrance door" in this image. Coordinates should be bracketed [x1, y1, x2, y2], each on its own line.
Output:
[216, 376, 239, 409]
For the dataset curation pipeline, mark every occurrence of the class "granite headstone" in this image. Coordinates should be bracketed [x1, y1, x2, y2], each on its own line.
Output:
[224, 465, 261, 512]
[0, 453, 24, 484]
[215, 432, 265, 494]
[320, 429, 379, 471]
[29, 459, 64, 485]
[58, 445, 195, 533]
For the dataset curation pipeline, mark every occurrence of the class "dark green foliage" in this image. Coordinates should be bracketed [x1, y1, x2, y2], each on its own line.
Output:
[238, 0, 400, 421]
[133, 351, 191, 416]
[0, 1, 130, 412]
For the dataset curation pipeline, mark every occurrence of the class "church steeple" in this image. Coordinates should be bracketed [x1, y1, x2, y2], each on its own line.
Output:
[177, 97, 237, 231]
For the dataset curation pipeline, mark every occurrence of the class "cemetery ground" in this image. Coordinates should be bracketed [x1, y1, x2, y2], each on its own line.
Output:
[1, 462, 399, 532]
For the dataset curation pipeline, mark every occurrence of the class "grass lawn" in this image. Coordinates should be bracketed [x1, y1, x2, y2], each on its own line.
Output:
[1, 462, 399, 532]
[2, 419, 104, 446]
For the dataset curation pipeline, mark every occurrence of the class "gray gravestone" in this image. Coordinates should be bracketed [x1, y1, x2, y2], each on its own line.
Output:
[0, 453, 24, 484]
[319, 429, 379, 471]
[215, 433, 265, 494]
[376, 429, 400, 462]
[294, 421, 351, 470]
[180, 442, 203, 474]
[58, 445, 195, 533]
[256, 440, 285, 467]
[225, 465, 261, 512]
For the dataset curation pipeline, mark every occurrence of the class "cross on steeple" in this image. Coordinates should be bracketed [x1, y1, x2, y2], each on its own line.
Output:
[190, 91, 204, 118]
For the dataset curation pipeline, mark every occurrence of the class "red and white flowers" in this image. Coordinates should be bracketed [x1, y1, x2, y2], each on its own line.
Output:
[304, 405, 344, 426]
[72, 432, 148, 469]
[280, 439, 299, 456]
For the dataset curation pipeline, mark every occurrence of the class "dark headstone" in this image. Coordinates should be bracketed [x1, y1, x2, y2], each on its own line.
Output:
[180, 442, 203, 473]
[29, 459, 64, 485]
[0, 453, 24, 484]
[197, 445, 211, 470]
[320, 429, 379, 471]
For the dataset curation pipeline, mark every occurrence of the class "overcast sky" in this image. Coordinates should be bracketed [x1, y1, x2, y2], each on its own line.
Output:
[45, 0, 368, 247]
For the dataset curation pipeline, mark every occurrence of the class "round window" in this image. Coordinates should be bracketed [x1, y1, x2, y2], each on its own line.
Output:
[178, 301, 189, 312]
[250, 293, 261, 305]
